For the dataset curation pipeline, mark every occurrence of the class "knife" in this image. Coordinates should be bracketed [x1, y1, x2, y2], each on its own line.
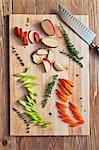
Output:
[58, 5, 99, 52]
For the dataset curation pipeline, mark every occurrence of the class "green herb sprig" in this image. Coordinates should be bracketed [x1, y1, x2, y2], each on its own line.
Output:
[12, 47, 25, 66]
[13, 107, 30, 133]
[42, 75, 58, 108]
[59, 23, 83, 68]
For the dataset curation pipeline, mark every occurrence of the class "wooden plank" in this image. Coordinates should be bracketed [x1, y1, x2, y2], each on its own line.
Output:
[9, 14, 89, 136]
[2, 0, 12, 16]
[0, 1, 16, 150]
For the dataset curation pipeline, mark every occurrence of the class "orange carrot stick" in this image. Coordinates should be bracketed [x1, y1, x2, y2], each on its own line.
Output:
[62, 119, 75, 124]
[69, 102, 84, 122]
[59, 79, 73, 94]
[56, 89, 68, 102]
[58, 83, 71, 96]
[56, 103, 66, 112]
[58, 111, 72, 119]
[58, 110, 75, 124]
[56, 102, 67, 109]
[69, 121, 84, 127]
[69, 102, 78, 110]
[62, 79, 74, 87]
[58, 115, 67, 120]
[70, 107, 84, 122]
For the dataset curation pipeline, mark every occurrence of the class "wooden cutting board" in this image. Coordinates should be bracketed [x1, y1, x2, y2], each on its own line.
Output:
[9, 14, 89, 136]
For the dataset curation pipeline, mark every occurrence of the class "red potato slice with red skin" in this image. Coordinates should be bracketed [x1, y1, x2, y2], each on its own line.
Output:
[14, 27, 28, 45]
[32, 53, 42, 64]
[34, 32, 41, 43]
[41, 19, 55, 36]
[14, 27, 22, 37]
[54, 62, 65, 71]
[39, 55, 47, 61]
[41, 37, 58, 48]
[47, 50, 55, 63]
[43, 58, 51, 73]
[36, 49, 48, 55]
[28, 30, 34, 44]
[22, 31, 28, 45]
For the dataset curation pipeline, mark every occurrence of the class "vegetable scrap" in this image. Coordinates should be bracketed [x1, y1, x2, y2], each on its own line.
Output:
[13, 68, 51, 133]
[42, 75, 58, 108]
[59, 23, 83, 68]
[14, 27, 28, 45]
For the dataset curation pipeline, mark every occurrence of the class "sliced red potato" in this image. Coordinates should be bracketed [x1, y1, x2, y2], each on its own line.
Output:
[39, 55, 47, 61]
[32, 53, 42, 64]
[41, 37, 58, 48]
[47, 50, 55, 63]
[36, 48, 48, 55]
[54, 62, 65, 71]
[28, 30, 34, 44]
[43, 58, 51, 73]
[34, 32, 41, 43]
[14, 27, 22, 37]
[22, 31, 28, 45]
[41, 19, 55, 36]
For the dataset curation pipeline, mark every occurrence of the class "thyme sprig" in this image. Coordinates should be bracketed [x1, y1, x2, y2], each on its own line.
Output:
[42, 75, 58, 108]
[12, 47, 25, 66]
[59, 23, 83, 68]
[13, 107, 30, 133]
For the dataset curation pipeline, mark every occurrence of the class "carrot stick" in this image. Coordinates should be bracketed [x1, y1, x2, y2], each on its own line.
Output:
[62, 119, 75, 124]
[69, 102, 84, 122]
[69, 121, 84, 127]
[58, 83, 71, 96]
[56, 89, 68, 102]
[58, 111, 71, 118]
[56, 103, 66, 112]
[69, 102, 78, 110]
[59, 79, 73, 94]
[62, 79, 74, 87]
[56, 102, 67, 108]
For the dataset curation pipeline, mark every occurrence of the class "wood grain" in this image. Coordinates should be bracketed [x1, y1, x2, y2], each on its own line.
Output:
[9, 14, 89, 136]
[0, 0, 99, 149]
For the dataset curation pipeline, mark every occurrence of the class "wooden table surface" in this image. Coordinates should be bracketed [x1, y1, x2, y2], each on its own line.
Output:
[0, 0, 99, 149]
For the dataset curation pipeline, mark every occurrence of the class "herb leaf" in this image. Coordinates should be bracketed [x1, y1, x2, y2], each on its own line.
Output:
[13, 107, 30, 133]
[42, 75, 58, 108]
[59, 23, 83, 68]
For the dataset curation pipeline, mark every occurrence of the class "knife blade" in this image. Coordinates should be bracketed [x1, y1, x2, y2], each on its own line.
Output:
[58, 5, 99, 52]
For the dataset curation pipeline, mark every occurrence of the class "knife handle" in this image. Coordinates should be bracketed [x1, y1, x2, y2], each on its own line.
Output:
[91, 43, 99, 52]
[95, 45, 99, 52]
